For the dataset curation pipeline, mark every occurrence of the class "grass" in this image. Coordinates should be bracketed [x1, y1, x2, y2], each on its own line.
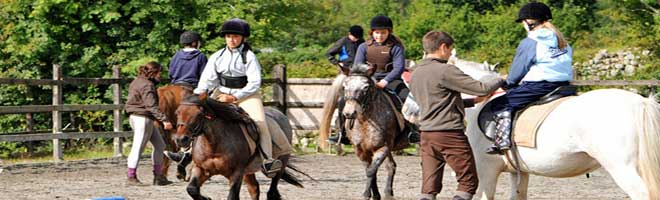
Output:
[2, 145, 134, 164]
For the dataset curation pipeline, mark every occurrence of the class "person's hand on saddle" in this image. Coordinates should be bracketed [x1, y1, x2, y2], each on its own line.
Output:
[217, 93, 237, 103]
[474, 95, 490, 104]
[375, 79, 388, 89]
[198, 92, 209, 101]
[162, 121, 173, 130]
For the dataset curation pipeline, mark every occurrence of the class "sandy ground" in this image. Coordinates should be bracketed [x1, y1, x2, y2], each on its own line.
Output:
[0, 154, 627, 200]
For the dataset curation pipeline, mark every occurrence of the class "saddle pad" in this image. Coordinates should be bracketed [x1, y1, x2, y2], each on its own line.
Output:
[513, 97, 574, 148]
[239, 123, 257, 155]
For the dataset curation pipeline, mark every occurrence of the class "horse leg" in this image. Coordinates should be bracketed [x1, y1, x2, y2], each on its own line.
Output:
[384, 152, 396, 199]
[475, 168, 501, 200]
[227, 170, 246, 200]
[187, 166, 211, 200]
[508, 172, 529, 200]
[601, 164, 648, 200]
[243, 173, 260, 200]
[268, 155, 289, 200]
[365, 147, 390, 200]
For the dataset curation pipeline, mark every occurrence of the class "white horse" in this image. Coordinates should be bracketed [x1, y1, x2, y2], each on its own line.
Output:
[404, 57, 660, 200]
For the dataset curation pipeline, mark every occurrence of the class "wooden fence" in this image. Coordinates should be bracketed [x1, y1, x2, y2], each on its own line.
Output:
[0, 64, 328, 161]
[1, 64, 659, 159]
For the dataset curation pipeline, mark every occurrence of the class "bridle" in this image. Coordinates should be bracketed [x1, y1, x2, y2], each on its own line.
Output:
[344, 73, 377, 112]
[178, 101, 210, 137]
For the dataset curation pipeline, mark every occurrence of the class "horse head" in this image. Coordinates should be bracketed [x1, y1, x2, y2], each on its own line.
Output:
[173, 95, 207, 148]
[342, 64, 376, 119]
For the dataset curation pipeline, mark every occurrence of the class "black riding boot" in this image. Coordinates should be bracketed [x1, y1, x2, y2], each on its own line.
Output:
[329, 96, 351, 145]
[486, 110, 512, 155]
[164, 150, 192, 164]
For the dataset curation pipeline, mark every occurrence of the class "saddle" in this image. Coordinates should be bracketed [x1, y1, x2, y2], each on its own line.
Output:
[478, 86, 577, 148]
[383, 88, 406, 133]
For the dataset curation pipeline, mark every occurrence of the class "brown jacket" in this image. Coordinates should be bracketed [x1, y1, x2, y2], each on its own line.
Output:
[410, 58, 503, 132]
[125, 77, 169, 123]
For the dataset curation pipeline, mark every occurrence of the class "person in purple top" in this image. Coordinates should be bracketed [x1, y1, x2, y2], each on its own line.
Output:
[168, 31, 208, 88]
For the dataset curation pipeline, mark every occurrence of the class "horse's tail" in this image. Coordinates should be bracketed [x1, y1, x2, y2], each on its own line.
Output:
[318, 74, 346, 148]
[281, 163, 317, 188]
[636, 98, 660, 200]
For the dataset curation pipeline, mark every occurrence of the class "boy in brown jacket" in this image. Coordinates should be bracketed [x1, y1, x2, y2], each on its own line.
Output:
[410, 31, 504, 200]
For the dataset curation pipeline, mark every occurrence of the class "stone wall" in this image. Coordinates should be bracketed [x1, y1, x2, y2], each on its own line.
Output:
[575, 49, 651, 80]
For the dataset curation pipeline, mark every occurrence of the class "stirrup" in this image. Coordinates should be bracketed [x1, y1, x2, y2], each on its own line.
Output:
[486, 146, 505, 155]
[328, 132, 351, 145]
[164, 151, 184, 163]
[408, 131, 420, 144]
[262, 159, 283, 178]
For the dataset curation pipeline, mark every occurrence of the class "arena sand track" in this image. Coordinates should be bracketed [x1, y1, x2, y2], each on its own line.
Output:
[0, 154, 627, 200]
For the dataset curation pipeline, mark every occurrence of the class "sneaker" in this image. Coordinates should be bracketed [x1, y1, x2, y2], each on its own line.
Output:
[262, 159, 283, 178]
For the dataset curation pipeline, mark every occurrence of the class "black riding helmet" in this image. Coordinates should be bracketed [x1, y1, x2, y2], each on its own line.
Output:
[349, 25, 364, 38]
[370, 15, 393, 30]
[220, 18, 250, 37]
[516, 2, 552, 22]
[179, 31, 201, 45]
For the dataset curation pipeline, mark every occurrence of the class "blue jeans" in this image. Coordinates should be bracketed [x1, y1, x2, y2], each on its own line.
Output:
[491, 81, 570, 114]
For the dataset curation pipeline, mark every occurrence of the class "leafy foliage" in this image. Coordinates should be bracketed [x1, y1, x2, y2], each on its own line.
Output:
[0, 0, 658, 158]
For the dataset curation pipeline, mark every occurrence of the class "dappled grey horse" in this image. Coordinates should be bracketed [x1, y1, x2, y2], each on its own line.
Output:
[342, 64, 410, 200]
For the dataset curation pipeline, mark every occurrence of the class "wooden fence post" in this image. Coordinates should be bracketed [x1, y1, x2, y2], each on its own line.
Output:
[112, 65, 123, 157]
[26, 113, 34, 156]
[52, 64, 63, 161]
[272, 64, 287, 114]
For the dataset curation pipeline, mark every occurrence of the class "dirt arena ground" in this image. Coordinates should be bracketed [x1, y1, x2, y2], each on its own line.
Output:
[0, 154, 627, 200]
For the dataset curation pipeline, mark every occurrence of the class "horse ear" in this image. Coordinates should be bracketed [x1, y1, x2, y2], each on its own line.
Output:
[491, 62, 500, 72]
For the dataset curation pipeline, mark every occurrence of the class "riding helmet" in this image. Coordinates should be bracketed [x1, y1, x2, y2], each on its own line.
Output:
[220, 18, 250, 37]
[370, 15, 393, 30]
[516, 2, 552, 22]
[349, 25, 364, 39]
[179, 31, 201, 45]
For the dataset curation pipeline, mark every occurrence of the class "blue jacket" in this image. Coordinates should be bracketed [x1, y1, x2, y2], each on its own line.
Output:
[169, 49, 208, 86]
[506, 28, 572, 87]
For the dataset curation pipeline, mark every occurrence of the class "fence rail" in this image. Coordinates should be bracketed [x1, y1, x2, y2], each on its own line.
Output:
[0, 64, 293, 161]
[1, 64, 659, 158]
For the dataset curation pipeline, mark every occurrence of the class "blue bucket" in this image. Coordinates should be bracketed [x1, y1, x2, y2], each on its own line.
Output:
[90, 197, 126, 200]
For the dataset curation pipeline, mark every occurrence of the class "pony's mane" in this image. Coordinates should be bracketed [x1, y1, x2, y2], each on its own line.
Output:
[182, 95, 203, 105]
[181, 95, 246, 121]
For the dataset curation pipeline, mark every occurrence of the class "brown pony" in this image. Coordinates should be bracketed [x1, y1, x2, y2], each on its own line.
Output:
[174, 95, 306, 200]
[157, 84, 194, 180]
[342, 64, 410, 200]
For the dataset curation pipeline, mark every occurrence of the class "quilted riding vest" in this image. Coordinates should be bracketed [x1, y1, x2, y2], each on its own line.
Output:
[365, 39, 394, 73]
